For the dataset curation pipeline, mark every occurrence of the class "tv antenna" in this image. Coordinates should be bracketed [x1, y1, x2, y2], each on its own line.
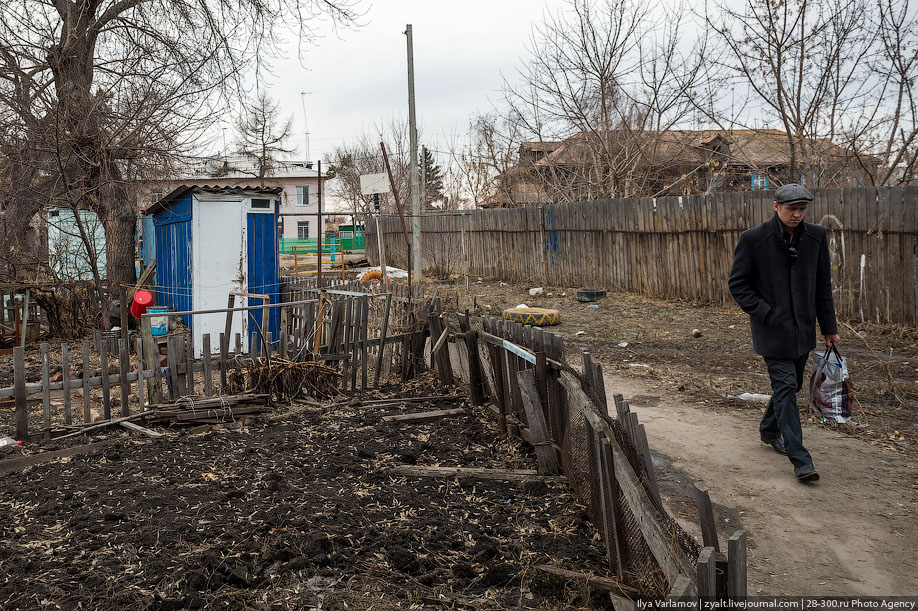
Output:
[300, 91, 312, 161]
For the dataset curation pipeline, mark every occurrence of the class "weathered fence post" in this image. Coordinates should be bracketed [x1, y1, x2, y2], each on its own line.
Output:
[81, 341, 92, 423]
[697, 547, 717, 600]
[41, 342, 50, 437]
[142, 317, 161, 405]
[13, 346, 27, 440]
[119, 337, 131, 417]
[517, 369, 560, 474]
[374, 294, 392, 388]
[598, 435, 627, 579]
[62, 343, 72, 425]
[727, 530, 747, 599]
[695, 483, 720, 552]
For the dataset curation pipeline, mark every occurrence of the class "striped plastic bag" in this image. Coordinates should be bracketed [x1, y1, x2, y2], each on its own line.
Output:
[809, 347, 853, 423]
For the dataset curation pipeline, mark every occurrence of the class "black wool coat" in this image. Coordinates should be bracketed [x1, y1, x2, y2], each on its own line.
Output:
[728, 214, 838, 359]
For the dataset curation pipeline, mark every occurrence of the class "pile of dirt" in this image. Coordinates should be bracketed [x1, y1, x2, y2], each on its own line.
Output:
[0, 376, 617, 610]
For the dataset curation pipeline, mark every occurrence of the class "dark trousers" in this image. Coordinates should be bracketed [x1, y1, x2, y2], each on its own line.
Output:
[761, 354, 813, 468]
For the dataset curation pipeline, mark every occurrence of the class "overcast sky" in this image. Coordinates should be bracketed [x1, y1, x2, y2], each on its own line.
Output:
[231, 0, 562, 164]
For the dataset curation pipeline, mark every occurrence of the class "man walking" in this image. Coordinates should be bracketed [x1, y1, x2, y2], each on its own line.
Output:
[729, 184, 840, 482]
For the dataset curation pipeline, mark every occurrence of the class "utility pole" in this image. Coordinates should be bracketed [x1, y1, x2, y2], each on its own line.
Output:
[317, 160, 323, 287]
[405, 24, 421, 280]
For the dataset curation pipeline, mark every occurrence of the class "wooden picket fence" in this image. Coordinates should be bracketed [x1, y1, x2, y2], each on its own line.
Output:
[3, 279, 430, 442]
[1, 286, 47, 348]
[367, 186, 918, 327]
[0, 281, 115, 347]
[429, 309, 747, 602]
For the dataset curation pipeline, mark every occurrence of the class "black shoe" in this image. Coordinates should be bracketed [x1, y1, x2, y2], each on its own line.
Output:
[794, 464, 820, 482]
[760, 434, 788, 456]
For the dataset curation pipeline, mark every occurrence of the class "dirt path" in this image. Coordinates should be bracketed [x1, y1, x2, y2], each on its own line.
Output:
[599, 366, 918, 596]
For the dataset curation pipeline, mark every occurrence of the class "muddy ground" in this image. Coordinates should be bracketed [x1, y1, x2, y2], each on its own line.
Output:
[439, 279, 918, 456]
[0, 377, 618, 610]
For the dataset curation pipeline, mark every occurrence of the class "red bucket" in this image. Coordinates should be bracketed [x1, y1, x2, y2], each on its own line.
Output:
[130, 290, 153, 318]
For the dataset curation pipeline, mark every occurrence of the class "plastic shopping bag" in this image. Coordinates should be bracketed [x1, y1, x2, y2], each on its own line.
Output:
[809, 347, 853, 423]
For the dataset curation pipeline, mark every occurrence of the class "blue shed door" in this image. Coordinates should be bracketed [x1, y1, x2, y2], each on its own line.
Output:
[247, 212, 280, 348]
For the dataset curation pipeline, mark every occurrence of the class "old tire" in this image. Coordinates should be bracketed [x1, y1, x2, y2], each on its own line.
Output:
[576, 289, 607, 302]
[501, 307, 561, 326]
[360, 269, 383, 284]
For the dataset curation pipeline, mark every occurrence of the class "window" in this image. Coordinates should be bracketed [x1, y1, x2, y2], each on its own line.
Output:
[708, 174, 724, 193]
[297, 221, 310, 239]
[751, 174, 769, 190]
[251, 198, 271, 209]
[296, 185, 310, 206]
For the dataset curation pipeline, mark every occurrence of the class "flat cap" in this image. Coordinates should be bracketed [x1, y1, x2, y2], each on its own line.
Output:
[774, 183, 813, 205]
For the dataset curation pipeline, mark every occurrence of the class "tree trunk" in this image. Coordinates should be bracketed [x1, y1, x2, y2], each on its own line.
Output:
[104, 195, 137, 286]
[30, 289, 66, 338]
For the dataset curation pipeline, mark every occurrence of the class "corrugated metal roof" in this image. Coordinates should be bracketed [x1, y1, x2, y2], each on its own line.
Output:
[143, 184, 284, 215]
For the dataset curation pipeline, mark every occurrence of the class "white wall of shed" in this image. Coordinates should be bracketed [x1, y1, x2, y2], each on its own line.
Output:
[192, 195, 247, 358]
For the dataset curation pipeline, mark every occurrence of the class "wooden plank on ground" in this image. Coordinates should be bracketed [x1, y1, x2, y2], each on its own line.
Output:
[0, 440, 120, 475]
[119, 421, 163, 438]
[391, 465, 565, 483]
[382, 408, 466, 423]
[532, 565, 638, 599]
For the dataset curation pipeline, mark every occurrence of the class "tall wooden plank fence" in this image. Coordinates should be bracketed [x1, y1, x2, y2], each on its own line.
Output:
[366, 187, 918, 327]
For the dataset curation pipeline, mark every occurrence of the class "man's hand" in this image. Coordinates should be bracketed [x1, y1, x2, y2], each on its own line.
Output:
[825, 333, 840, 348]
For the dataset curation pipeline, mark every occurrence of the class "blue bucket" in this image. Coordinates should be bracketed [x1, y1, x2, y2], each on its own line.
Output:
[148, 306, 169, 336]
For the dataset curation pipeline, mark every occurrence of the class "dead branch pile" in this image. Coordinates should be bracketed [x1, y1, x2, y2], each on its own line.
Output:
[227, 357, 341, 401]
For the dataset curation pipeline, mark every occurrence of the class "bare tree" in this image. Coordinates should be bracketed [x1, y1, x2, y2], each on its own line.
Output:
[327, 116, 414, 218]
[449, 114, 524, 207]
[842, 0, 918, 184]
[707, 0, 917, 186]
[494, 0, 709, 202]
[235, 92, 295, 187]
[0, 0, 362, 296]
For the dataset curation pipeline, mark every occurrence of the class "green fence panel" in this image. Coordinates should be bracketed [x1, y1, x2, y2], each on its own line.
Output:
[279, 235, 365, 254]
